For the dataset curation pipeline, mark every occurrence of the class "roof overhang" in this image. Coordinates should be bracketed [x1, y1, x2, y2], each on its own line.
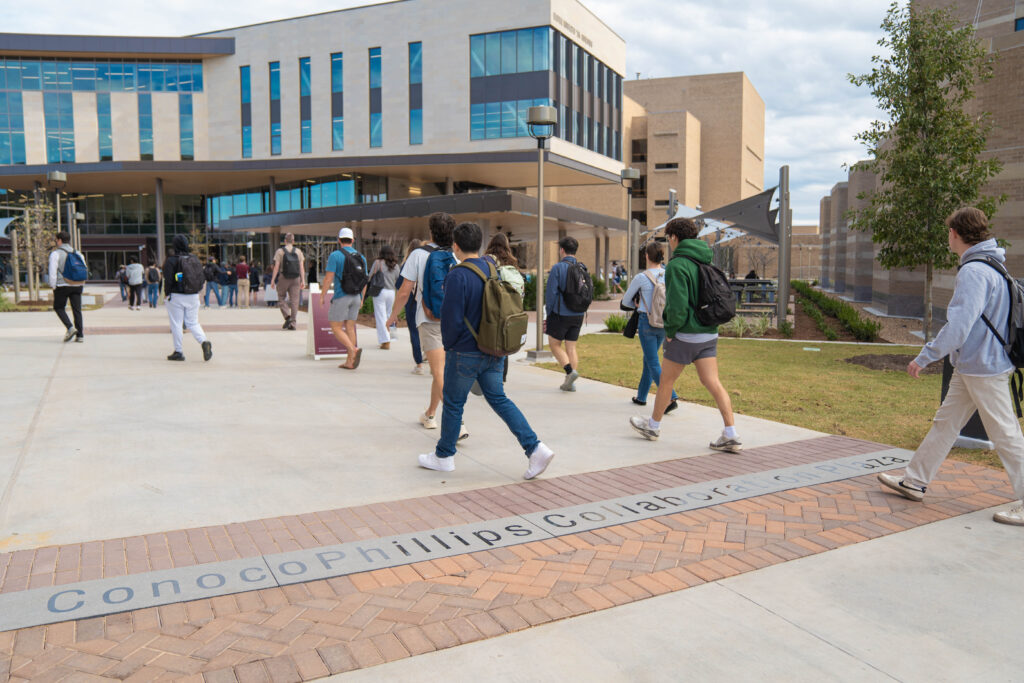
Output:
[217, 190, 627, 243]
[0, 33, 234, 59]
[0, 150, 620, 196]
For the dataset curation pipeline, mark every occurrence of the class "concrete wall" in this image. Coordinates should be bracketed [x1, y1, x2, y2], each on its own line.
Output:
[819, 195, 831, 287]
[71, 93, 99, 164]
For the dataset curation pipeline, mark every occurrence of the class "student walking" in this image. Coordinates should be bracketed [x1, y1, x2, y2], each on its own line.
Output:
[236, 256, 250, 308]
[203, 257, 224, 308]
[320, 227, 368, 370]
[629, 217, 740, 452]
[224, 261, 238, 307]
[622, 242, 678, 411]
[116, 264, 128, 302]
[162, 234, 212, 362]
[272, 233, 305, 330]
[484, 232, 525, 383]
[145, 262, 162, 308]
[48, 231, 86, 343]
[417, 221, 553, 479]
[399, 239, 426, 374]
[368, 245, 400, 349]
[545, 236, 592, 391]
[126, 256, 145, 310]
[878, 208, 1024, 526]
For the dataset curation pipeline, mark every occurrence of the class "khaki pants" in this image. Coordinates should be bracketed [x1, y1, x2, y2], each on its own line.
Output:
[905, 370, 1024, 502]
[238, 279, 251, 308]
[277, 276, 301, 322]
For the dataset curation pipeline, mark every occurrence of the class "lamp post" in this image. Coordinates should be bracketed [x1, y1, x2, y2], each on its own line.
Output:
[527, 105, 557, 359]
[620, 168, 639, 278]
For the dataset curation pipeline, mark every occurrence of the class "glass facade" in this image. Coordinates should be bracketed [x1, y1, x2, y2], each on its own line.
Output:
[96, 93, 112, 161]
[137, 93, 152, 160]
[331, 52, 344, 151]
[179, 93, 194, 160]
[239, 66, 252, 158]
[0, 57, 203, 93]
[409, 42, 422, 145]
[0, 91, 26, 165]
[369, 47, 382, 148]
[299, 57, 311, 153]
[44, 91, 75, 163]
[269, 61, 281, 155]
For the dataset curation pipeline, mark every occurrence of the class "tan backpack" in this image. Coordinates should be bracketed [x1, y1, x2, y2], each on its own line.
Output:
[644, 271, 666, 328]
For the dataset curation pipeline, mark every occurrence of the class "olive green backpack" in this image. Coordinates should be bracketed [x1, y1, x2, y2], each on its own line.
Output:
[457, 260, 529, 356]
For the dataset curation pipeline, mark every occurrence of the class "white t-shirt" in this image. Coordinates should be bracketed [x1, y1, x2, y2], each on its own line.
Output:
[399, 243, 436, 327]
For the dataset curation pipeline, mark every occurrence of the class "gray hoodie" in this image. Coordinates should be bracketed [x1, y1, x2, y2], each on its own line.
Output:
[914, 239, 1015, 376]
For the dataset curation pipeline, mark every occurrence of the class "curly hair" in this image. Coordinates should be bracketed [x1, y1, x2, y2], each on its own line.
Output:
[664, 217, 698, 241]
[946, 207, 992, 245]
[428, 212, 455, 247]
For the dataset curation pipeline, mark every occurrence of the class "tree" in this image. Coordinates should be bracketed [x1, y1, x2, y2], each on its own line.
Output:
[848, 1, 1002, 340]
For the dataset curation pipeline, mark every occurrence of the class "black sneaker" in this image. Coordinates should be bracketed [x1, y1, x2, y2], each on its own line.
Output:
[167, 351, 185, 361]
[631, 397, 647, 406]
[282, 320, 290, 329]
[202, 340, 213, 361]
[664, 400, 679, 414]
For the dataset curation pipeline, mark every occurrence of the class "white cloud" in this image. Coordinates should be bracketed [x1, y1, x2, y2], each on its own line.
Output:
[3, 0, 894, 223]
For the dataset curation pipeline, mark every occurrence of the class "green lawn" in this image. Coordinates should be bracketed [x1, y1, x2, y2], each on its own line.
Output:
[539, 334, 1004, 470]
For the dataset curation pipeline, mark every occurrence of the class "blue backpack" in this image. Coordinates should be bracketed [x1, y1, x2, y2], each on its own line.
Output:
[61, 248, 89, 284]
[420, 248, 457, 319]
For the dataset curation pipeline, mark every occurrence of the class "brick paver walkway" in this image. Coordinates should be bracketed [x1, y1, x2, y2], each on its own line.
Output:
[0, 436, 1014, 682]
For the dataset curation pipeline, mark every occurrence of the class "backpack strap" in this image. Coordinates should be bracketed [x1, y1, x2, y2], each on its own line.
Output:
[961, 257, 1013, 346]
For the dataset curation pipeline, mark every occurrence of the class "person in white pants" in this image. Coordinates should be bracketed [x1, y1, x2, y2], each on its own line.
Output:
[878, 207, 1024, 526]
[163, 234, 212, 362]
[369, 245, 401, 350]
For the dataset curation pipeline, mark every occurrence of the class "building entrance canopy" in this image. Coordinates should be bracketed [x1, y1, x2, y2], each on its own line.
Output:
[216, 190, 627, 244]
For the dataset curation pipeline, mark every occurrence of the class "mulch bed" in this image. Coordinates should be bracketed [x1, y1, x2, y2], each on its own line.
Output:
[845, 353, 941, 374]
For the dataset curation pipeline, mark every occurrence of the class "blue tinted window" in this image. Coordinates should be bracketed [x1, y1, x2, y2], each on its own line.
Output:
[470, 35, 485, 78]
[517, 99, 530, 137]
[470, 103, 485, 140]
[369, 48, 382, 89]
[501, 32, 516, 75]
[269, 62, 280, 100]
[370, 112, 382, 147]
[485, 33, 501, 76]
[533, 27, 549, 71]
[299, 57, 311, 96]
[97, 92, 112, 161]
[71, 62, 95, 91]
[410, 108, 422, 145]
[179, 93, 194, 160]
[270, 121, 281, 155]
[501, 101, 517, 138]
[240, 66, 251, 104]
[332, 117, 344, 150]
[517, 30, 533, 72]
[0, 92, 26, 165]
[21, 61, 41, 90]
[486, 102, 500, 139]
[42, 91, 74, 162]
[241, 127, 252, 158]
[331, 53, 343, 92]
[137, 93, 152, 160]
[1016, 17, 1024, 30]
[301, 120, 312, 153]
[409, 42, 422, 85]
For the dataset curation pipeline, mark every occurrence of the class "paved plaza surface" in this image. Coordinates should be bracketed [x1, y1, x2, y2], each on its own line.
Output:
[1, 288, 1022, 681]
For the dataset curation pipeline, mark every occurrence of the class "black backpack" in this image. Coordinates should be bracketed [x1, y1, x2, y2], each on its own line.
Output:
[178, 254, 205, 294]
[146, 266, 161, 283]
[561, 260, 594, 313]
[281, 248, 302, 279]
[679, 255, 736, 326]
[339, 250, 369, 295]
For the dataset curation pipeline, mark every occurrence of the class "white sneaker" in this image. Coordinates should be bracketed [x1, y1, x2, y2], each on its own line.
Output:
[419, 412, 438, 429]
[560, 370, 580, 392]
[412, 365, 427, 375]
[993, 503, 1024, 526]
[709, 433, 743, 454]
[629, 415, 659, 441]
[523, 442, 555, 480]
[418, 453, 455, 472]
[459, 423, 469, 441]
[877, 473, 926, 502]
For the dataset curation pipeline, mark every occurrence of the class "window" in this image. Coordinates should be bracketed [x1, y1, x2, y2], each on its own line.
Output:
[1, 58, 203, 93]
[299, 57, 311, 153]
[239, 65, 252, 158]
[0, 91, 26, 165]
[96, 92, 112, 161]
[179, 93, 194, 160]
[269, 62, 281, 155]
[631, 139, 646, 162]
[633, 174, 647, 199]
[369, 48, 382, 147]
[409, 42, 422, 145]
[136, 93, 152, 161]
[330, 52, 343, 151]
[654, 162, 679, 170]
[1016, 17, 1024, 31]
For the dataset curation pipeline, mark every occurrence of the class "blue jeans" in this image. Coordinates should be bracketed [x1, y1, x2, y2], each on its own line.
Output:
[637, 313, 678, 402]
[204, 282, 223, 306]
[118, 281, 127, 301]
[146, 283, 160, 306]
[436, 350, 539, 459]
[226, 283, 238, 307]
[406, 294, 422, 365]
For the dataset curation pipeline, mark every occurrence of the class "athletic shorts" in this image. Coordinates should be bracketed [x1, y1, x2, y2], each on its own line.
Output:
[419, 320, 443, 353]
[663, 336, 717, 365]
[328, 294, 361, 322]
[546, 312, 585, 342]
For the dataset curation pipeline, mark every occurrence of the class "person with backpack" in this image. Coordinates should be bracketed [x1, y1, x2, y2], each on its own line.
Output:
[202, 257, 224, 308]
[145, 261, 162, 308]
[126, 255, 145, 310]
[249, 260, 261, 305]
[417, 221, 552, 479]
[399, 239, 426, 375]
[235, 255, 250, 308]
[272, 233, 305, 330]
[386, 213, 468, 439]
[878, 207, 1024, 527]
[545, 236, 593, 392]
[162, 234, 212, 362]
[116, 264, 128, 302]
[484, 232, 525, 384]
[367, 245, 400, 350]
[629, 217, 740, 453]
[621, 241, 679, 411]
[48, 230, 87, 343]
[320, 226, 368, 370]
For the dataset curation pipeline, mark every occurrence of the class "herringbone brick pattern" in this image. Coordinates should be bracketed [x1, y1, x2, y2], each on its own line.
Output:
[0, 456, 1013, 682]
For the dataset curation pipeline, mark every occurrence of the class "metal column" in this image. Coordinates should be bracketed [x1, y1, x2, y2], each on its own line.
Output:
[155, 178, 166, 265]
[776, 165, 792, 324]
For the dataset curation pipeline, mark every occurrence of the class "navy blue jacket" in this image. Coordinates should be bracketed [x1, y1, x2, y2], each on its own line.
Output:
[440, 257, 488, 352]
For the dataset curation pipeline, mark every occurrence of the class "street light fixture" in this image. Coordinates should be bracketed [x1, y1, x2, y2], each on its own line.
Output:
[527, 105, 557, 359]
[620, 168, 639, 278]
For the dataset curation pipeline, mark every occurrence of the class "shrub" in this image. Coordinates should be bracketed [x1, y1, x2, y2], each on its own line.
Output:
[591, 273, 607, 300]
[604, 313, 628, 333]
[748, 314, 771, 338]
[720, 316, 751, 338]
[798, 296, 838, 341]
[0, 296, 15, 313]
[360, 296, 373, 315]
[791, 281, 881, 342]
[523, 276, 537, 310]
[779, 320, 794, 338]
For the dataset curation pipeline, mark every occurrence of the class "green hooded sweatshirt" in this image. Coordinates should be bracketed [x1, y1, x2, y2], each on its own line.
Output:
[663, 239, 720, 338]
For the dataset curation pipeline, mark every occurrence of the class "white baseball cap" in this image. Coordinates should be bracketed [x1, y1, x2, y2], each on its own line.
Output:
[338, 227, 354, 240]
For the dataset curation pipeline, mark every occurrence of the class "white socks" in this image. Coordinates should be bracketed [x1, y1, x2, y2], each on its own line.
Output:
[648, 418, 661, 430]
[723, 426, 737, 439]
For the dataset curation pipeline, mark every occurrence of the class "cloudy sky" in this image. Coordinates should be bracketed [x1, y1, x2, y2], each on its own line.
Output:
[5, 0, 895, 224]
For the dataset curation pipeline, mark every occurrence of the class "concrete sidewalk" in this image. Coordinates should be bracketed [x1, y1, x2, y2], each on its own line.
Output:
[0, 292, 1020, 681]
